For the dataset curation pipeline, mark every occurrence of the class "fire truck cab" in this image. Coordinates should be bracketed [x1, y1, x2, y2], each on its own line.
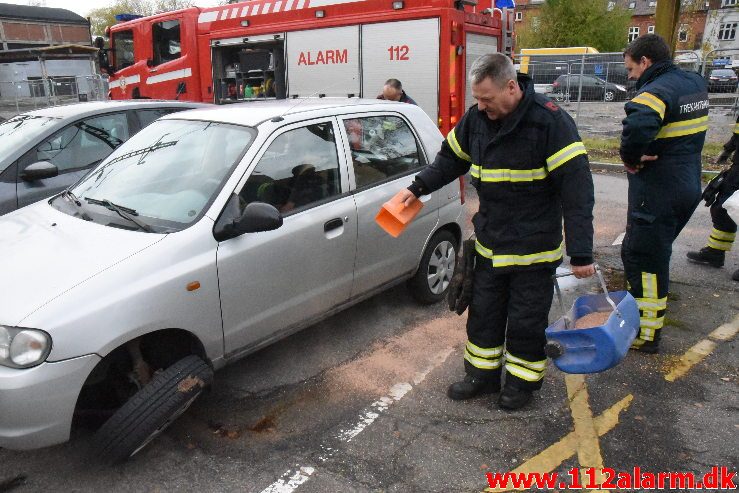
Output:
[105, 0, 514, 133]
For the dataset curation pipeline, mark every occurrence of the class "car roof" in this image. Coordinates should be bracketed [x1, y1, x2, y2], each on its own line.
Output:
[162, 98, 416, 127]
[710, 68, 735, 74]
[16, 100, 208, 120]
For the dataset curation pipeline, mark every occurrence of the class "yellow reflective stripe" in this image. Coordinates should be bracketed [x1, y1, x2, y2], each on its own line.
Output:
[641, 272, 657, 301]
[505, 363, 545, 382]
[707, 237, 733, 251]
[475, 240, 562, 267]
[470, 164, 481, 178]
[505, 352, 547, 371]
[446, 128, 471, 162]
[638, 328, 658, 341]
[640, 315, 665, 329]
[734, 122, 739, 134]
[475, 166, 548, 182]
[710, 228, 736, 241]
[636, 296, 667, 311]
[492, 246, 563, 267]
[656, 116, 708, 139]
[546, 141, 587, 172]
[464, 351, 502, 370]
[466, 341, 503, 359]
[631, 92, 666, 119]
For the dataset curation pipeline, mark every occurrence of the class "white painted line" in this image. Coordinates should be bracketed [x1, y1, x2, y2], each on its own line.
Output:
[260, 467, 315, 493]
[612, 232, 625, 246]
[258, 347, 455, 493]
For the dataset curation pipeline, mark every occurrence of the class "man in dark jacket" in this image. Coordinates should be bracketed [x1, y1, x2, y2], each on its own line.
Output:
[377, 79, 417, 105]
[397, 53, 595, 410]
[620, 34, 708, 353]
[686, 115, 739, 282]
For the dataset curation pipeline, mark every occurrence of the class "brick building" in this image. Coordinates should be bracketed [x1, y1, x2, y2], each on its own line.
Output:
[0, 3, 91, 51]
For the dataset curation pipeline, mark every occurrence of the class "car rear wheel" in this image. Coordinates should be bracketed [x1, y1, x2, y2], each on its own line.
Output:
[91, 355, 213, 464]
[604, 90, 615, 102]
[408, 230, 457, 304]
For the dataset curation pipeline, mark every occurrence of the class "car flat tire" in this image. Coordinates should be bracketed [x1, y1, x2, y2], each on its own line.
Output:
[408, 230, 457, 304]
[91, 355, 213, 464]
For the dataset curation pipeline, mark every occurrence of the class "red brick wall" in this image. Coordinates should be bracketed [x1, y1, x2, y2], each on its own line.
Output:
[2, 21, 45, 41]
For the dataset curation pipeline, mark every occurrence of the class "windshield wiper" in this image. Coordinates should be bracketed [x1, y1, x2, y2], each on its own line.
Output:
[60, 190, 92, 220]
[85, 197, 153, 232]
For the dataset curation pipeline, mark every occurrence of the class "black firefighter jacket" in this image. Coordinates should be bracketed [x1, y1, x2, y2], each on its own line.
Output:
[414, 75, 594, 272]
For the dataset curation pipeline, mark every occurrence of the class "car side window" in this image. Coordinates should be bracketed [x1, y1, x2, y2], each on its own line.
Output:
[34, 113, 129, 172]
[343, 115, 422, 189]
[135, 108, 181, 129]
[239, 122, 341, 214]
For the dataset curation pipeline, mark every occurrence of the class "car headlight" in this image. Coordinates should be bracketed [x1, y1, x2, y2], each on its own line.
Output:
[0, 326, 52, 368]
[615, 84, 626, 91]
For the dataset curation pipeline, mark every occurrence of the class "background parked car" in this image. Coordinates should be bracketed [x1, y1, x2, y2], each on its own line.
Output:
[705, 68, 738, 93]
[0, 100, 207, 215]
[0, 99, 463, 463]
[548, 74, 629, 102]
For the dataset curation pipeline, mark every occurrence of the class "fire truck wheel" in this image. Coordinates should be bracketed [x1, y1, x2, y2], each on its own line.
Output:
[408, 230, 457, 304]
[91, 355, 213, 465]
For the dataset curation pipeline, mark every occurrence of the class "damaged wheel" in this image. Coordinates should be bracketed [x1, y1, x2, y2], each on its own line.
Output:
[91, 355, 213, 464]
[408, 230, 457, 304]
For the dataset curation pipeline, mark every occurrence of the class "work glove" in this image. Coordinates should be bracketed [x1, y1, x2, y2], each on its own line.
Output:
[448, 238, 476, 315]
[701, 170, 728, 207]
[717, 150, 731, 164]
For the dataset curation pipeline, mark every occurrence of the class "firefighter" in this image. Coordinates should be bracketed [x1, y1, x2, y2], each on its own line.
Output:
[686, 114, 739, 282]
[619, 34, 708, 354]
[377, 79, 417, 105]
[397, 53, 595, 410]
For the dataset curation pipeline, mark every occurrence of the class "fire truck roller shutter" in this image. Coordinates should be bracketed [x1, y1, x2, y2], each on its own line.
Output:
[361, 19, 440, 123]
[465, 33, 499, 109]
[285, 26, 360, 98]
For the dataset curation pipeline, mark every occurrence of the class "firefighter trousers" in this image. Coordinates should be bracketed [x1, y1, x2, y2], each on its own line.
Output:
[463, 259, 554, 391]
[706, 178, 739, 252]
[622, 166, 701, 343]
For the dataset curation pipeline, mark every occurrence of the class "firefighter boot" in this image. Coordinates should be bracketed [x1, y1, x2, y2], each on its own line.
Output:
[447, 375, 500, 400]
[497, 384, 533, 411]
[630, 338, 659, 354]
[686, 247, 725, 268]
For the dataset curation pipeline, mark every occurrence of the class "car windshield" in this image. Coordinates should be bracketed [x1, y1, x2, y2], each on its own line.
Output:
[66, 119, 255, 231]
[0, 115, 58, 166]
[710, 69, 735, 77]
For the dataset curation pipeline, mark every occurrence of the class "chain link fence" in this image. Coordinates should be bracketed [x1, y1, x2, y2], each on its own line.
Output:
[0, 75, 108, 118]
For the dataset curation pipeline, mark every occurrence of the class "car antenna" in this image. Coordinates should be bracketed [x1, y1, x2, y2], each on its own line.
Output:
[270, 76, 359, 122]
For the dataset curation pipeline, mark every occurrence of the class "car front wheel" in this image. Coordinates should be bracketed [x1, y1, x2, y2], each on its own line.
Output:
[91, 355, 213, 464]
[408, 230, 457, 304]
[604, 90, 615, 102]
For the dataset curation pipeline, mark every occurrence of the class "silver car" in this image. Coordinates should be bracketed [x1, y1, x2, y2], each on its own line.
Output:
[0, 99, 463, 462]
[0, 100, 206, 215]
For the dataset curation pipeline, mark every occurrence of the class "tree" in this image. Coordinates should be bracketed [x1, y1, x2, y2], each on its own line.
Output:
[517, 0, 632, 52]
[88, 0, 194, 38]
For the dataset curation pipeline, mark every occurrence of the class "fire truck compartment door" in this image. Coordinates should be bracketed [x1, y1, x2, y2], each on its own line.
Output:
[465, 33, 498, 109]
[361, 18, 440, 122]
[286, 26, 360, 98]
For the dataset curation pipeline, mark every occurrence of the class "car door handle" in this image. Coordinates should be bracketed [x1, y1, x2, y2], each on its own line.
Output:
[324, 218, 343, 232]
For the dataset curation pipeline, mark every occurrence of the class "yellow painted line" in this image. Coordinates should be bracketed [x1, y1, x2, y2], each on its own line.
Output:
[484, 394, 633, 493]
[565, 374, 604, 486]
[665, 314, 738, 382]
[709, 313, 739, 341]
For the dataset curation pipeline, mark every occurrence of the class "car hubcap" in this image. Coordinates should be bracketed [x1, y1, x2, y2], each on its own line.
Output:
[605, 92, 614, 101]
[427, 240, 455, 295]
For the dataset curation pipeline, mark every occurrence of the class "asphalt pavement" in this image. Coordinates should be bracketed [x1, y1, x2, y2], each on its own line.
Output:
[0, 172, 737, 493]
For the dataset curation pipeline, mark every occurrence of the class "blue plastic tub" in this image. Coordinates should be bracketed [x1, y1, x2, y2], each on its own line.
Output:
[545, 277, 640, 374]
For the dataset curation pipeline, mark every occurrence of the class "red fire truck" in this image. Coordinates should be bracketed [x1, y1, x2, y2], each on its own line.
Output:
[104, 0, 514, 132]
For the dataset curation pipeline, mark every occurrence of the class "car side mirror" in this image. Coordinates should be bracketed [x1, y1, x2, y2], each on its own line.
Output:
[20, 161, 59, 181]
[213, 197, 283, 241]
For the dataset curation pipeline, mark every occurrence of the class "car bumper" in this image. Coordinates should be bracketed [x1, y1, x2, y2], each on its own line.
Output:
[0, 354, 100, 450]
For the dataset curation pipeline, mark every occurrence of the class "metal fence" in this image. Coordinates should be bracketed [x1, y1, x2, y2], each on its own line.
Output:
[0, 75, 108, 117]
[523, 50, 737, 110]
